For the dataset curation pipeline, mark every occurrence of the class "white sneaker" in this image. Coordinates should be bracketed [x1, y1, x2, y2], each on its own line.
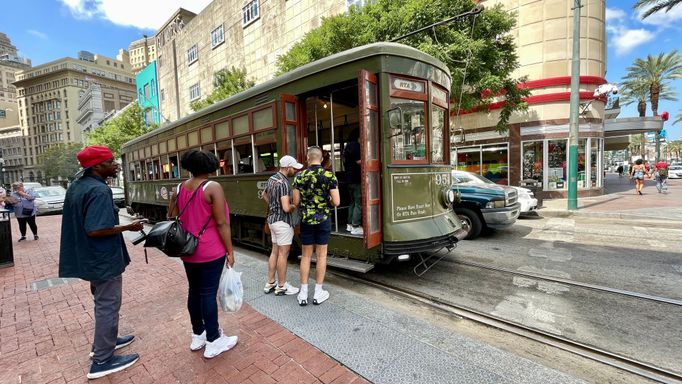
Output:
[264, 281, 277, 294]
[297, 290, 308, 306]
[203, 331, 238, 359]
[275, 282, 300, 296]
[346, 224, 353, 232]
[190, 330, 206, 351]
[350, 227, 364, 236]
[313, 289, 330, 305]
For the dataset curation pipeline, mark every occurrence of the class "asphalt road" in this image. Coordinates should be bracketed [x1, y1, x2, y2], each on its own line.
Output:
[361, 215, 682, 376]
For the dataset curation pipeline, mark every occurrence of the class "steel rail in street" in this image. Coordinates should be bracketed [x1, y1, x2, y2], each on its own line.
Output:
[329, 270, 682, 384]
[450, 258, 682, 307]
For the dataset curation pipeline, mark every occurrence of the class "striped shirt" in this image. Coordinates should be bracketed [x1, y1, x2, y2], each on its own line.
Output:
[265, 172, 293, 226]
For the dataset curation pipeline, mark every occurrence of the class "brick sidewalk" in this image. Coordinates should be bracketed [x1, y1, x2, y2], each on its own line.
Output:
[0, 215, 366, 384]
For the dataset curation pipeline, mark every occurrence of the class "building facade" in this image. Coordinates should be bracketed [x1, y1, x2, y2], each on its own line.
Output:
[13, 52, 136, 183]
[154, 0, 350, 122]
[128, 36, 156, 74]
[451, 0, 614, 197]
[0, 126, 23, 186]
[76, 82, 136, 137]
[136, 61, 160, 126]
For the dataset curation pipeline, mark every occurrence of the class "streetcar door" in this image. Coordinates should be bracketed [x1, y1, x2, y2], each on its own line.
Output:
[358, 70, 381, 248]
[281, 94, 301, 160]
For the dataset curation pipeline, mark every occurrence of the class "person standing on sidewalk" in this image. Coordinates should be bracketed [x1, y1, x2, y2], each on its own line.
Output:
[293, 146, 340, 306]
[59, 146, 144, 380]
[262, 155, 303, 296]
[167, 149, 238, 359]
[630, 159, 647, 195]
[10, 182, 39, 242]
[343, 129, 363, 236]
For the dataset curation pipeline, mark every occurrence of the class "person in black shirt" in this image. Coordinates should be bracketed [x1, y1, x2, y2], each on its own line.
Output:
[343, 129, 362, 235]
[262, 155, 303, 296]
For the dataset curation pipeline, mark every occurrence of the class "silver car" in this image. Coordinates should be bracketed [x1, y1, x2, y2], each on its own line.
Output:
[33, 186, 67, 215]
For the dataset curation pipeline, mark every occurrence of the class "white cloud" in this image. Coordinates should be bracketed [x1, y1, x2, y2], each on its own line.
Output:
[58, 0, 213, 30]
[605, 7, 626, 22]
[27, 30, 48, 39]
[612, 28, 656, 55]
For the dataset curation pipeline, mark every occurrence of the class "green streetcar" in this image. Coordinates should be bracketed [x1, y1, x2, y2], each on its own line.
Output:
[121, 42, 464, 274]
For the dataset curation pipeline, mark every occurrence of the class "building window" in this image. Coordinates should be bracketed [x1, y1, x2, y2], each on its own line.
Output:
[161, 89, 165, 101]
[189, 83, 201, 101]
[144, 84, 150, 100]
[151, 80, 156, 96]
[211, 25, 225, 49]
[242, 0, 260, 27]
[187, 44, 198, 65]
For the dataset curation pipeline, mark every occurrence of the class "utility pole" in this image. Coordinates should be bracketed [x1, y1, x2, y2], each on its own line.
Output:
[567, 0, 582, 211]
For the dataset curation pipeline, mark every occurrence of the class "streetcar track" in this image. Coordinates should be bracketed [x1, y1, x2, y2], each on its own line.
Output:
[329, 269, 682, 384]
[448, 258, 682, 307]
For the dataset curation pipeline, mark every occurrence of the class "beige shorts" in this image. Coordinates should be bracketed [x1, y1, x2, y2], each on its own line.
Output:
[269, 221, 294, 246]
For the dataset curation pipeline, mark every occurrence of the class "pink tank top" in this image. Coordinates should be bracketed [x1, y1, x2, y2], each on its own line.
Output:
[176, 180, 230, 263]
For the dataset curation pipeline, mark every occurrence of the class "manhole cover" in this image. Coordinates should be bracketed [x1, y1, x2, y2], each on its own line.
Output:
[31, 277, 80, 291]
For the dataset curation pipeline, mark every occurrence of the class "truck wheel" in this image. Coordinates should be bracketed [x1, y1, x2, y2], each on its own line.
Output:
[456, 208, 482, 240]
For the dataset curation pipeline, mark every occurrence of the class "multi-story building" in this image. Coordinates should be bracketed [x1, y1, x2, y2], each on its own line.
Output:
[77, 82, 136, 137]
[128, 36, 156, 74]
[136, 61, 160, 126]
[0, 126, 24, 185]
[154, 1, 350, 122]
[13, 51, 136, 183]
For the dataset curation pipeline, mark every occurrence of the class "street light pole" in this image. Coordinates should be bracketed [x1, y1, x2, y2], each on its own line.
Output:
[567, 0, 582, 211]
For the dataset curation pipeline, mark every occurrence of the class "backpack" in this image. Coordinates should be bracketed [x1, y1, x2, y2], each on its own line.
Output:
[658, 167, 668, 177]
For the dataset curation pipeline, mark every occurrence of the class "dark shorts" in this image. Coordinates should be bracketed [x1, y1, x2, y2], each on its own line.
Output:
[300, 219, 331, 245]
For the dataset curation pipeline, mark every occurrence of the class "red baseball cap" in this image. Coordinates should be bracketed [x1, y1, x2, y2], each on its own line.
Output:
[77, 145, 114, 168]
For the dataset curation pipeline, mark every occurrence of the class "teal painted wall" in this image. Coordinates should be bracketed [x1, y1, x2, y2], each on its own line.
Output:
[136, 61, 160, 126]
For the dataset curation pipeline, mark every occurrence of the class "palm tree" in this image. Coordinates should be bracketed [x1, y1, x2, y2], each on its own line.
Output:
[674, 110, 682, 125]
[635, 0, 682, 19]
[620, 79, 649, 157]
[622, 51, 682, 159]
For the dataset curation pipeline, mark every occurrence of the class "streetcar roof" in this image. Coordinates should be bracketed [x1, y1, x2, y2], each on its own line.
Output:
[123, 42, 450, 149]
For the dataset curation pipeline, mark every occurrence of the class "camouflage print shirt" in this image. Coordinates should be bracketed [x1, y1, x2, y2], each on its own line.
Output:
[292, 165, 339, 225]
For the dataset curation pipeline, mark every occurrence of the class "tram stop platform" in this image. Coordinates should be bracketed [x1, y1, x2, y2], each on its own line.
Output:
[540, 173, 682, 222]
[1, 214, 584, 384]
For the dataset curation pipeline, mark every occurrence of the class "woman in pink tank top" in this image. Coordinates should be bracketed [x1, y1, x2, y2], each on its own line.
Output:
[167, 150, 238, 359]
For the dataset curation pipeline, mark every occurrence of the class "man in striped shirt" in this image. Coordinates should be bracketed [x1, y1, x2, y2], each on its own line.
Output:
[262, 155, 303, 296]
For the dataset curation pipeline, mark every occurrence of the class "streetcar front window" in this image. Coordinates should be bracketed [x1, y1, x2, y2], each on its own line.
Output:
[431, 105, 447, 164]
[389, 98, 426, 162]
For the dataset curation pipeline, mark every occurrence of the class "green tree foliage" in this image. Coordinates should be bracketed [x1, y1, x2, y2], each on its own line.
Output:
[276, 0, 529, 132]
[39, 143, 83, 182]
[190, 67, 256, 111]
[87, 103, 151, 157]
[634, 0, 682, 19]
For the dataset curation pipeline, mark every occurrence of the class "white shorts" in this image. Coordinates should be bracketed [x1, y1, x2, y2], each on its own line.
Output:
[269, 221, 294, 246]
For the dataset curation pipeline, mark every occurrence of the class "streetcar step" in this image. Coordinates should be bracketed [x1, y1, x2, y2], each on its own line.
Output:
[298, 253, 374, 273]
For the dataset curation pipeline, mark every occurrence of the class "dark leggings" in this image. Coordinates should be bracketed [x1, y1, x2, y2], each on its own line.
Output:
[183, 255, 226, 342]
[17, 216, 38, 237]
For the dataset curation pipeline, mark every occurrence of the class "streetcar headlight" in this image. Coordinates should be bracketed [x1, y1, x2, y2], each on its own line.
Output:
[441, 188, 455, 207]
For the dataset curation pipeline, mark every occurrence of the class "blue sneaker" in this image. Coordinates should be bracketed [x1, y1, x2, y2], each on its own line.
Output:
[87, 353, 139, 379]
[89, 335, 135, 358]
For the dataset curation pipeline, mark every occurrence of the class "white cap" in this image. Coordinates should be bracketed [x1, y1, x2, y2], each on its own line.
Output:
[279, 155, 303, 169]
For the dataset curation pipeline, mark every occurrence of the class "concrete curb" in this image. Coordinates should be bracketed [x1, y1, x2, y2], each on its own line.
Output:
[537, 208, 682, 223]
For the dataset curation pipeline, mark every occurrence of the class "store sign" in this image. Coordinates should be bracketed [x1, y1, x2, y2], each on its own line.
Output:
[392, 78, 425, 93]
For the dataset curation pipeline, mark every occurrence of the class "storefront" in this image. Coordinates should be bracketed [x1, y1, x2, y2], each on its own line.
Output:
[452, 143, 509, 185]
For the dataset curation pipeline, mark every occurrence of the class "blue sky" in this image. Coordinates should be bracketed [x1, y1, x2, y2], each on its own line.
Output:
[2, 0, 682, 139]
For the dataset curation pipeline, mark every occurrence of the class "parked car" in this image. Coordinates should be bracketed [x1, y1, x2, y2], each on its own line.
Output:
[668, 165, 682, 179]
[110, 186, 125, 207]
[451, 170, 521, 240]
[452, 170, 538, 215]
[22, 182, 43, 191]
[32, 186, 67, 215]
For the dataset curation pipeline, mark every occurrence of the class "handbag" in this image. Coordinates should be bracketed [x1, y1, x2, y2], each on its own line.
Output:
[144, 180, 211, 257]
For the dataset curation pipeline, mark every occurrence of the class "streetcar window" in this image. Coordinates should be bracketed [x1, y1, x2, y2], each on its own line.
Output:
[431, 105, 447, 163]
[254, 142, 277, 172]
[216, 140, 234, 175]
[234, 139, 253, 174]
[389, 98, 426, 162]
[169, 155, 179, 178]
[129, 164, 135, 181]
[152, 158, 161, 180]
[161, 155, 171, 179]
[253, 106, 274, 131]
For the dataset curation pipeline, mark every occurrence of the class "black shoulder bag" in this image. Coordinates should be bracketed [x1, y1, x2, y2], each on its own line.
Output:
[144, 180, 212, 257]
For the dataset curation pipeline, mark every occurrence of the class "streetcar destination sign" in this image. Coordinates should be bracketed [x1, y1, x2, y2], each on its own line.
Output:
[392, 78, 425, 93]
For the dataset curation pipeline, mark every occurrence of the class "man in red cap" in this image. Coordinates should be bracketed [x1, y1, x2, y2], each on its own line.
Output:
[59, 145, 145, 379]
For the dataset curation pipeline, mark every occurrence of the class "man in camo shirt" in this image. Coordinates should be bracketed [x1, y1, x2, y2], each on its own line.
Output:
[293, 146, 340, 306]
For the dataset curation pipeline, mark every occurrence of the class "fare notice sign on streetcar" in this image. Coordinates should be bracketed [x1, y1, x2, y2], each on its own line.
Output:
[391, 173, 433, 222]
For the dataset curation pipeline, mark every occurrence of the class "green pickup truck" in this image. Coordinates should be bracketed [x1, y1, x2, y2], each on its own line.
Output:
[451, 171, 520, 240]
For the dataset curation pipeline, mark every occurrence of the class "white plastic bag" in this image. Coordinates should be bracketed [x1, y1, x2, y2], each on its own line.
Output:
[218, 267, 243, 312]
